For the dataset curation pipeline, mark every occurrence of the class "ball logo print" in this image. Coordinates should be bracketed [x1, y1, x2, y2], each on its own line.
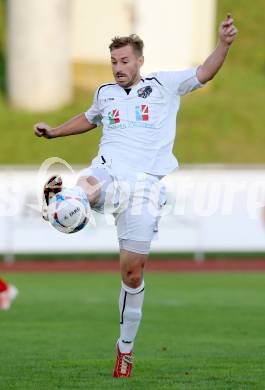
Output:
[48, 188, 90, 234]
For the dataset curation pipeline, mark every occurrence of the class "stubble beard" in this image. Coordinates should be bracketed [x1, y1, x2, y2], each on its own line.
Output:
[116, 70, 141, 88]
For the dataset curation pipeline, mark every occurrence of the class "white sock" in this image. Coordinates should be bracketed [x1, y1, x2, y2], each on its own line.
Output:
[118, 280, 145, 353]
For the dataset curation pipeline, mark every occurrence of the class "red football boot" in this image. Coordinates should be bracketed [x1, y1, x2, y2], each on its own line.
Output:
[113, 343, 133, 378]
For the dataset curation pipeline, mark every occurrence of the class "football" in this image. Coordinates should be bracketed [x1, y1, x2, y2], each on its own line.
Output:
[48, 187, 90, 234]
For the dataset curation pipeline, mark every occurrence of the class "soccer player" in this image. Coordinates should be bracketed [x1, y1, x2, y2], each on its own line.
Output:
[34, 14, 237, 377]
[0, 278, 18, 310]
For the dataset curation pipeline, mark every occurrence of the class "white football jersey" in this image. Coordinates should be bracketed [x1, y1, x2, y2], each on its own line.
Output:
[85, 67, 204, 176]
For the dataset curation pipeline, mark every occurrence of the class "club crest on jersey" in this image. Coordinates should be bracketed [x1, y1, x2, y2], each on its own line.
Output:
[137, 86, 152, 98]
[135, 105, 149, 121]
[108, 109, 120, 125]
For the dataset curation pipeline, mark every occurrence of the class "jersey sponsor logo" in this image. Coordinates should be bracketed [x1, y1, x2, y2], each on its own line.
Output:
[108, 121, 154, 130]
[108, 109, 120, 124]
[137, 86, 152, 98]
[135, 105, 149, 121]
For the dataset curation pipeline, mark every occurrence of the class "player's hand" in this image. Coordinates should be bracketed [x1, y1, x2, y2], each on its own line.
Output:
[34, 123, 54, 139]
[219, 14, 238, 46]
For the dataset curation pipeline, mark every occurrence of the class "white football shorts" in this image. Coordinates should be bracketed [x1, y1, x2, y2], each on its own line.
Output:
[78, 162, 167, 254]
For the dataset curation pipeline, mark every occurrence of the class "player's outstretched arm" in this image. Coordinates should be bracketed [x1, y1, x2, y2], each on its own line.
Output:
[197, 14, 238, 84]
[34, 113, 96, 139]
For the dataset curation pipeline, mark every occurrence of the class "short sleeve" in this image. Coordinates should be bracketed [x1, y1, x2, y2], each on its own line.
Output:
[150, 67, 205, 96]
[84, 89, 102, 126]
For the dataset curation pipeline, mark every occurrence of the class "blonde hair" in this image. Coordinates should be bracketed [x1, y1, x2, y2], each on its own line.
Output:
[109, 34, 144, 56]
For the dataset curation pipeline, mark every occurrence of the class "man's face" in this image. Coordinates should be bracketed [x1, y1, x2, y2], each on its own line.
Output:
[111, 45, 144, 88]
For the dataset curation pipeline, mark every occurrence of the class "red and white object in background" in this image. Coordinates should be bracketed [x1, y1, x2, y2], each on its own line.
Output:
[0, 279, 19, 310]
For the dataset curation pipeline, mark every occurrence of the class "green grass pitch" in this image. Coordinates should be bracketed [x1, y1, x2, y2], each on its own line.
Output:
[0, 272, 265, 389]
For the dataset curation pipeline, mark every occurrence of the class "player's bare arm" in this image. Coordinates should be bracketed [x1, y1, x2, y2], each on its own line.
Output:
[197, 14, 238, 84]
[34, 113, 96, 139]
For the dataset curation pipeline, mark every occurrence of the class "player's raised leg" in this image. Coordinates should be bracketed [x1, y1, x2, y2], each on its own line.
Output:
[113, 248, 147, 378]
[76, 176, 101, 205]
[42, 174, 101, 221]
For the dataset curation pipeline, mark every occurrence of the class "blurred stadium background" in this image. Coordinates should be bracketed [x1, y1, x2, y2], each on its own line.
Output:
[0, 0, 264, 261]
[1, 1, 265, 389]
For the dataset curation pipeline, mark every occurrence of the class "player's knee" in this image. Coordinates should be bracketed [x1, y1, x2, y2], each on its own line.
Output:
[120, 249, 147, 288]
[125, 272, 143, 289]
